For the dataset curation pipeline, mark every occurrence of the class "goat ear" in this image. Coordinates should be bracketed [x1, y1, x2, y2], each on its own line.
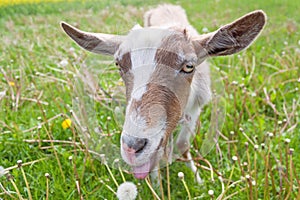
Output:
[60, 22, 124, 55]
[193, 10, 266, 58]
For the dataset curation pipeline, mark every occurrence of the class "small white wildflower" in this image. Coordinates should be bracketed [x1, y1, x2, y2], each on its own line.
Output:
[239, 127, 244, 132]
[251, 92, 257, 97]
[281, 51, 286, 55]
[298, 40, 300, 45]
[251, 180, 256, 186]
[283, 41, 288, 45]
[68, 156, 73, 161]
[208, 189, 214, 196]
[117, 182, 137, 200]
[59, 59, 68, 67]
[261, 143, 265, 149]
[267, 132, 274, 138]
[230, 131, 235, 135]
[254, 144, 259, 150]
[178, 172, 184, 179]
[243, 162, 248, 166]
[245, 174, 250, 179]
[37, 124, 42, 129]
[45, 173, 50, 178]
[284, 138, 291, 144]
[232, 156, 238, 161]
[289, 148, 294, 155]
[232, 81, 238, 85]
[278, 121, 283, 125]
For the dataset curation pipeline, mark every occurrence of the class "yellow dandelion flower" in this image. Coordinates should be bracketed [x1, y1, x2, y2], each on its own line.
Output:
[62, 118, 72, 130]
[9, 81, 15, 86]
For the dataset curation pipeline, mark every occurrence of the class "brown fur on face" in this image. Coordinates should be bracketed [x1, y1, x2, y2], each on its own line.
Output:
[130, 83, 181, 136]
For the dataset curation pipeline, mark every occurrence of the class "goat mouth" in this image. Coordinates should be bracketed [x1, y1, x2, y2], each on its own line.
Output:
[133, 160, 152, 179]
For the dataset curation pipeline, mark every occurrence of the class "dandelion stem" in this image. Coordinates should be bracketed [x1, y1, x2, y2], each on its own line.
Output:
[46, 177, 49, 200]
[0, 182, 17, 199]
[20, 167, 32, 200]
[9, 177, 23, 200]
[166, 161, 171, 200]
[181, 178, 191, 200]
[223, 187, 247, 200]
[284, 153, 293, 200]
[118, 166, 126, 183]
[145, 178, 161, 200]
[157, 168, 165, 200]
[105, 163, 119, 187]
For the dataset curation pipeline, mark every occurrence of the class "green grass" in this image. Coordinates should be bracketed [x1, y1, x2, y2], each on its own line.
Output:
[0, 0, 299, 199]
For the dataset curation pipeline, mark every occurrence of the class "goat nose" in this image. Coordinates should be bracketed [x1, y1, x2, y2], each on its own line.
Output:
[122, 135, 148, 154]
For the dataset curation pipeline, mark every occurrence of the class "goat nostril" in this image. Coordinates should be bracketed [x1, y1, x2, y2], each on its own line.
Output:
[135, 138, 147, 154]
[122, 135, 148, 154]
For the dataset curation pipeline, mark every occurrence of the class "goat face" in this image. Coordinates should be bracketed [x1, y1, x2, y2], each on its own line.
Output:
[61, 9, 266, 179]
[116, 28, 197, 179]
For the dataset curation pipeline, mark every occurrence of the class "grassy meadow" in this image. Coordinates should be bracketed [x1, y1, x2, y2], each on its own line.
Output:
[0, 0, 299, 199]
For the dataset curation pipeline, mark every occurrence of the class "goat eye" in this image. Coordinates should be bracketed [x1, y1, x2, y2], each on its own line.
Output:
[181, 64, 194, 73]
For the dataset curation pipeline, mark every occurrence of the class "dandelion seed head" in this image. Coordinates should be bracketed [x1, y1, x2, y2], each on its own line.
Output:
[117, 182, 137, 200]
[267, 132, 274, 138]
[17, 160, 23, 167]
[232, 156, 238, 161]
[178, 172, 184, 179]
[284, 138, 291, 144]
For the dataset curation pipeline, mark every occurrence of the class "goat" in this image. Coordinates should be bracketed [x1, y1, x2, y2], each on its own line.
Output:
[61, 4, 266, 183]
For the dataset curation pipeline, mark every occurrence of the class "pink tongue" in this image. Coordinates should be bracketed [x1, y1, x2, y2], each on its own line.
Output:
[133, 161, 150, 179]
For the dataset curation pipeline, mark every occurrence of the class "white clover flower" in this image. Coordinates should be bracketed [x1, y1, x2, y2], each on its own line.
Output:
[117, 182, 137, 200]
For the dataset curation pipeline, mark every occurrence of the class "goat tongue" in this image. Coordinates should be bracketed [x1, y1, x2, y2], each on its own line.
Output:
[133, 161, 151, 179]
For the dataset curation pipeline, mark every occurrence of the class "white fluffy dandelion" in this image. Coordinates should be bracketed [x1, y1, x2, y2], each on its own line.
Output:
[117, 182, 137, 200]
